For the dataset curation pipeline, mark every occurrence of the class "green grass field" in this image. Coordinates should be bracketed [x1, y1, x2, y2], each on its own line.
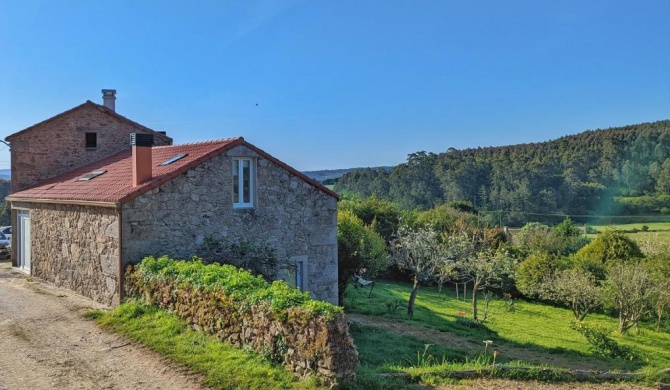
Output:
[345, 280, 670, 375]
[586, 221, 670, 255]
[588, 222, 670, 232]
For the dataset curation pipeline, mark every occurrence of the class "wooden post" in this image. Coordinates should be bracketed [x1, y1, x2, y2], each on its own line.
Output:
[463, 283, 467, 303]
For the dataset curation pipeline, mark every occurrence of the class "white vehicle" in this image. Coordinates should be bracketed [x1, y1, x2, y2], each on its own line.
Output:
[0, 231, 9, 259]
[0, 226, 10, 241]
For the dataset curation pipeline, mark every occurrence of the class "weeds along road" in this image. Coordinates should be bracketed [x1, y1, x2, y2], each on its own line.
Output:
[0, 260, 207, 390]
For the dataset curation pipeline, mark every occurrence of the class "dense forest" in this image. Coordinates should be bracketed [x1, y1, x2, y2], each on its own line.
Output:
[335, 120, 670, 226]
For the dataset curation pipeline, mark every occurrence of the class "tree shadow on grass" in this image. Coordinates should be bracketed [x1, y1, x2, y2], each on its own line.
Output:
[344, 280, 646, 373]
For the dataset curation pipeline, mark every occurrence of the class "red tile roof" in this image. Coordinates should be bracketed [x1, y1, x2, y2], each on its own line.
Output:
[7, 138, 338, 206]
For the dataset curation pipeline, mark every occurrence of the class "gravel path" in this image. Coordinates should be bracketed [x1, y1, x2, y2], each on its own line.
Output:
[0, 260, 207, 390]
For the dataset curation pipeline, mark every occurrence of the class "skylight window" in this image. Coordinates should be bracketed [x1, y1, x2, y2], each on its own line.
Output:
[160, 153, 188, 166]
[78, 170, 107, 181]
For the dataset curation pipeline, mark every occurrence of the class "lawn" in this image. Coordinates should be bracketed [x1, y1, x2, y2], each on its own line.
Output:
[344, 280, 670, 375]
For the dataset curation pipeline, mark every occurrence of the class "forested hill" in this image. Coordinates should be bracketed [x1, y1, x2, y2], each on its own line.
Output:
[335, 120, 670, 225]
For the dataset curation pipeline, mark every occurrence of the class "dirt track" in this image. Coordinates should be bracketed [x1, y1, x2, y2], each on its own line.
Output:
[0, 259, 207, 390]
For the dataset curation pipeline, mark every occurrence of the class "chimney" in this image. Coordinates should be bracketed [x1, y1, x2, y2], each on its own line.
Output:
[102, 89, 117, 111]
[131, 133, 154, 186]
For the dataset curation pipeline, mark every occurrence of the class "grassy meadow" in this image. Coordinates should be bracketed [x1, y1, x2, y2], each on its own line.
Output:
[345, 280, 670, 377]
[586, 221, 670, 255]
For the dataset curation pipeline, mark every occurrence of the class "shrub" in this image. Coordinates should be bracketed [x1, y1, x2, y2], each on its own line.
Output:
[195, 237, 287, 282]
[574, 229, 643, 264]
[515, 252, 556, 298]
[514, 222, 554, 253]
[570, 321, 638, 360]
[129, 255, 341, 318]
[338, 209, 390, 306]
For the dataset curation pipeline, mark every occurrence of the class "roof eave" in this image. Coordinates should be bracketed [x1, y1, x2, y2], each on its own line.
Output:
[6, 196, 119, 209]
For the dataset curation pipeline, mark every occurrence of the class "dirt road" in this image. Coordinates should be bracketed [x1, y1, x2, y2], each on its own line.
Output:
[0, 259, 207, 390]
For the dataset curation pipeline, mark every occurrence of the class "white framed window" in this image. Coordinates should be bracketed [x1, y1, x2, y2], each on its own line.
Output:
[233, 158, 255, 208]
[280, 256, 309, 292]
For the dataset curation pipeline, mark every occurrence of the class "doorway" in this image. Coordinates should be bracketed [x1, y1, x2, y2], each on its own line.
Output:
[17, 210, 30, 272]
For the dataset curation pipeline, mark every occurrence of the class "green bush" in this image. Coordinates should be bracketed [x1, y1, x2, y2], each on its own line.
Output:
[195, 237, 286, 282]
[574, 229, 643, 264]
[515, 252, 556, 298]
[570, 321, 638, 360]
[131, 255, 342, 318]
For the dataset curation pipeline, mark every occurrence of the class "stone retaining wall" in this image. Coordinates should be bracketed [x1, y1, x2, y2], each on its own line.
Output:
[126, 269, 358, 387]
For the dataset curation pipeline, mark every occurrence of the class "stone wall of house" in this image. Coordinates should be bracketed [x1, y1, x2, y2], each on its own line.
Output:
[122, 145, 339, 304]
[20, 202, 120, 305]
[8, 103, 171, 193]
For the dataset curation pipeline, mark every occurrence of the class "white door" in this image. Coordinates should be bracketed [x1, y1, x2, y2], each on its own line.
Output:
[17, 211, 30, 272]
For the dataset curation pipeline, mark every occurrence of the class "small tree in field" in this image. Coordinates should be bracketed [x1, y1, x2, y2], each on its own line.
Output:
[540, 267, 603, 321]
[459, 249, 516, 321]
[338, 210, 389, 306]
[391, 225, 444, 316]
[647, 256, 670, 330]
[604, 261, 657, 334]
[435, 234, 475, 294]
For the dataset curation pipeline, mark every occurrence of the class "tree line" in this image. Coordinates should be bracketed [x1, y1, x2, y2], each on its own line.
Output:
[335, 120, 670, 225]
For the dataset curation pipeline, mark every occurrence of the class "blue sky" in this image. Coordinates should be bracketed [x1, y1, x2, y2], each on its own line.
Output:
[1, 1, 669, 171]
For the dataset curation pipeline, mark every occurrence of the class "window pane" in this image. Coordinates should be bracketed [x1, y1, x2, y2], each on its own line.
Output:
[296, 261, 303, 289]
[233, 160, 240, 203]
[242, 160, 251, 203]
[85, 132, 97, 148]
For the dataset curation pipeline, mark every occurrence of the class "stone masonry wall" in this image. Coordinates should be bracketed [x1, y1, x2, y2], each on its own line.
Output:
[8, 103, 171, 193]
[24, 203, 120, 305]
[125, 271, 358, 386]
[122, 145, 339, 304]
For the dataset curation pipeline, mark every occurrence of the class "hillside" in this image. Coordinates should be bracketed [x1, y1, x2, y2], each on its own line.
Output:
[303, 167, 392, 184]
[335, 120, 670, 225]
[0, 169, 9, 180]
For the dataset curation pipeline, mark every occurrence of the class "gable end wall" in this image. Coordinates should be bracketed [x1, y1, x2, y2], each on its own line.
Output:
[9, 104, 171, 193]
[121, 145, 338, 304]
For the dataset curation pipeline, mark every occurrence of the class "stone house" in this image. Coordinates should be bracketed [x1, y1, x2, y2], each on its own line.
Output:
[5, 91, 339, 306]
